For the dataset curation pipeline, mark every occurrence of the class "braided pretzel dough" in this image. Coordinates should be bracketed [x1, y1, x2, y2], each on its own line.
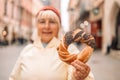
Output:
[57, 28, 95, 64]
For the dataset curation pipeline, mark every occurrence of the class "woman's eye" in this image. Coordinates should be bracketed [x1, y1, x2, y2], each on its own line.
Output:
[38, 20, 45, 23]
[50, 20, 56, 23]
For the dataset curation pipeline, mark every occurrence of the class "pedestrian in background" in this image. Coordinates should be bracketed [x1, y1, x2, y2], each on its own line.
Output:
[9, 6, 94, 80]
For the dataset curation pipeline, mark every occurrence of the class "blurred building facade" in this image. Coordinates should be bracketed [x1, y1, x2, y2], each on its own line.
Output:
[0, 0, 38, 45]
[68, 0, 120, 56]
[0, 0, 60, 45]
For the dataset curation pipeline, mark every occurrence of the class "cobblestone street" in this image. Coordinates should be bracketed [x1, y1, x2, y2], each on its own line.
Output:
[0, 44, 25, 80]
[0, 44, 120, 80]
[88, 50, 120, 80]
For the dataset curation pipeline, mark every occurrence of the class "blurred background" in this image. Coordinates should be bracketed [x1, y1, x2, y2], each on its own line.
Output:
[0, 0, 120, 80]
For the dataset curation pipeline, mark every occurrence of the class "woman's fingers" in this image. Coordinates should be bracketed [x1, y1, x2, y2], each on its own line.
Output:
[71, 60, 90, 80]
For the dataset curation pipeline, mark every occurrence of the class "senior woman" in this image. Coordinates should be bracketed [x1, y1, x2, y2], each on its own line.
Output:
[9, 6, 94, 80]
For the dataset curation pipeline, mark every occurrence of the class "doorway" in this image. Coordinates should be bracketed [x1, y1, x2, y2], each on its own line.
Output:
[91, 20, 102, 49]
[111, 10, 120, 50]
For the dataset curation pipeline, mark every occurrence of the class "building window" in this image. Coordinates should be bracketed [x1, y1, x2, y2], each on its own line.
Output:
[4, 0, 8, 16]
[11, 0, 14, 18]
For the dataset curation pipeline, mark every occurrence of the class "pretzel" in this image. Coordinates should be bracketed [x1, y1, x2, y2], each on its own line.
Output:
[57, 28, 96, 64]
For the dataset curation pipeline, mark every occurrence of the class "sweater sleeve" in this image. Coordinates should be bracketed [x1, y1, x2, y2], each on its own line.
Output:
[9, 44, 33, 80]
[68, 65, 95, 80]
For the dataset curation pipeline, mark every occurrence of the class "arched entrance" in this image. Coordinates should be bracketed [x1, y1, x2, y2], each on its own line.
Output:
[111, 10, 120, 50]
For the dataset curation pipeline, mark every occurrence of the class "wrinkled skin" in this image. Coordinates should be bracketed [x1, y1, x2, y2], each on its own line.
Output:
[71, 60, 90, 80]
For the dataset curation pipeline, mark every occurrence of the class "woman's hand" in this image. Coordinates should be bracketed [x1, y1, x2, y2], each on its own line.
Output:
[71, 60, 90, 80]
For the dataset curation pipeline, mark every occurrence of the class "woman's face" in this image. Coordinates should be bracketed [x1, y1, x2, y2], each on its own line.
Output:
[37, 12, 59, 43]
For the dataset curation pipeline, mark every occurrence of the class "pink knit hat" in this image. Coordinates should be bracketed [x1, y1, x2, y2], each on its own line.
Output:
[36, 6, 61, 22]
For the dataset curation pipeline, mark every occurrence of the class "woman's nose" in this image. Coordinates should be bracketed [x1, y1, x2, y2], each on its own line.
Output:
[45, 22, 50, 29]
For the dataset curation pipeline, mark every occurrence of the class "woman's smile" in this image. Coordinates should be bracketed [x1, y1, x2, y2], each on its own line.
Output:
[42, 31, 52, 35]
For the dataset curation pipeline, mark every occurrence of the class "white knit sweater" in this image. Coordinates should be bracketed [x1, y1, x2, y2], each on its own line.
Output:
[9, 37, 94, 80]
